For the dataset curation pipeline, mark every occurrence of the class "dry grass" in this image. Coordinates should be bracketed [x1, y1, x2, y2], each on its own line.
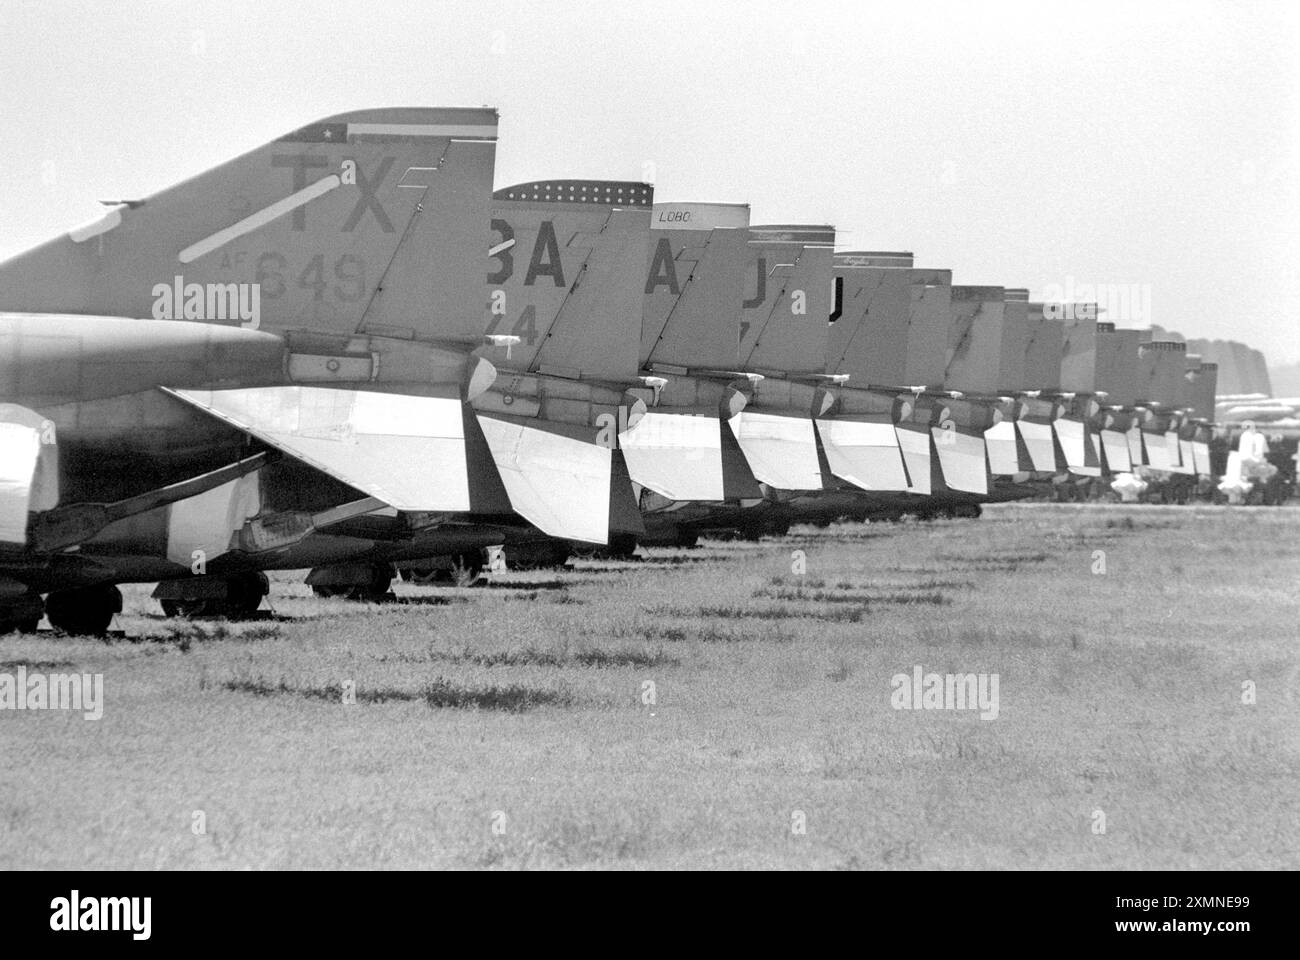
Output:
[0, 503, 1297, 869]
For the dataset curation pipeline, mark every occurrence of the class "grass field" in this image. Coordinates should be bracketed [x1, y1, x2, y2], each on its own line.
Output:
[1, 503, 1297, 869]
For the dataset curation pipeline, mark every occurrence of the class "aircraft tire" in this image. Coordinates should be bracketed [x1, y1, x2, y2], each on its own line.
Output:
[600, 534, 639, 560]
[501, 541, 571, 571]
[401, 554, 485, 586]
[673, 529, 700, 549]
[45, 585, 122, 636]
[0, 591, 45, 634]
[444, 552, 487, 587]
[160, 573, 267, 619]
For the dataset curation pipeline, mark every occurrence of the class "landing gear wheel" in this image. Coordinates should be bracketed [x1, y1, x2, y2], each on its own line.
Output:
[0, 590, 45, 634]
[400, 567, 441, 586]
[600, 533, 639, 560]
[501, 541, 571, 571]
[223, 572, 269, 617]
[312, 565, 392, 602]
[158, 572, 267, 619]
[443, 552, 486, 587]
[45, 584, 122, 636]
[160, 598, 211, 618]
[673, 529, 700, 549]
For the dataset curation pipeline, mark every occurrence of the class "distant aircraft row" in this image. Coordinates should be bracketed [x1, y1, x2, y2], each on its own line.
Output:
[0, 107, 1291, 632]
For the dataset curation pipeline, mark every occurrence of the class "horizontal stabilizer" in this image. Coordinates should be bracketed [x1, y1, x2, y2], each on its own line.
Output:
[608, 451, 645, 536]
[814, 418, 909, 491]
[1054, 418, 1101, 477]
[620, 411, 725, 502]
[1016, 420, 1057, 472]
[933, 429, 989, 494]
[1143, 431, 1173, 470]
[1192, 440, 1211, 477]
[895, 426, 932, 496]
[1127, 426, 1145, 467]
[728, 411, 823, 491]
[1100, 429, 1132, 473]
[168, 386, 470, 510]
[476, 414, 611, 544]
[984, 420, 1020, 475]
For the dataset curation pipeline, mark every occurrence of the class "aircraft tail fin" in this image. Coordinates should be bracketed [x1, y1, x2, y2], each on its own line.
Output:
[740, 225, 835, 375]
[829, 253, 946, 388]
[1094, 324, 1141, 406]
[945, 286, 1007, 394]
[1024, 303, 1064, 391]
[0, 108, 498, 342]
[485, 181, 653, 383]
[641, 202, 750, 374]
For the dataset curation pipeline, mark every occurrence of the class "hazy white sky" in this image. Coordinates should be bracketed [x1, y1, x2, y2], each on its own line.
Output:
[1, 0, 1296, 362]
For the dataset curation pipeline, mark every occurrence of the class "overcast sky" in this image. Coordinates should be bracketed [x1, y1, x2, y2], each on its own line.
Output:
[1, 0, 1296, 364]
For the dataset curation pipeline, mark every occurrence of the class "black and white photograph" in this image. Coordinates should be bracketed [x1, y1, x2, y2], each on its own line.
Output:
[0, 0, 1295, 936]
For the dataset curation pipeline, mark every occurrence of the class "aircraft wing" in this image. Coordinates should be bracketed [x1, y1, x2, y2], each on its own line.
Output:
[166, 386, 471, 511]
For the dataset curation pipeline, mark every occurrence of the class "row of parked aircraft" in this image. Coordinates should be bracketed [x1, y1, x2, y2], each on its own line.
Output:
[0, 107, 1267, 633]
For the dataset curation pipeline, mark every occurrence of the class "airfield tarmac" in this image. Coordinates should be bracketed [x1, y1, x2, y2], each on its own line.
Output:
[1, 502, 1297, 870]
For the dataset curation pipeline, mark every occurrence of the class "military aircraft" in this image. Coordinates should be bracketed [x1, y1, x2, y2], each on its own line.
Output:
[464, 177, 655, 566]
[3, 105, 1269, 633]
[1, 107, 683, 629]
[619, 201, 766, 545]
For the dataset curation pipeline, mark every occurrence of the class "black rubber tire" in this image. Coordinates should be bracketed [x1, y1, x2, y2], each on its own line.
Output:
[418, 553, 487, 587]
[342, 566, 393, 602]
[600, 534, 639, 560]
[45, 585, 122, 636]
[502, 542, 570, 571]
[160, 573, 266, 619]
[160, 598, 213, 618]
[452, 554, 486, 587]
[310, 565, 391, 601]
[402, 568, 440, 585]
[0, 618, 40, 634]
[225, 572, 269, 617]
[1, 591, 45, 633]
